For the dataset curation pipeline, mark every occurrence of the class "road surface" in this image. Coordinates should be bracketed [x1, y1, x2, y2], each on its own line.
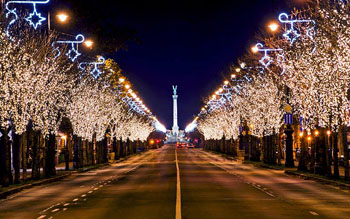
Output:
[0, 145, 349, 219]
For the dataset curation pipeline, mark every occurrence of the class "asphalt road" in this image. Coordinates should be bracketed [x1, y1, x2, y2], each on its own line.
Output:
[0, 144, 349, 219]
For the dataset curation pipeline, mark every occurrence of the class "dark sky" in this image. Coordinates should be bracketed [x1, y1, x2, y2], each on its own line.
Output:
[50, 0, 306, 129]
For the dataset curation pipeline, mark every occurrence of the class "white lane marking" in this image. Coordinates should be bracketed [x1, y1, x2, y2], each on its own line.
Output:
[210, 161, 277, 198]
[88, 191, 93, 194]
[51, 209, 60, 213]
[37, 215, 46, 219]
[175, 148, 182, 219]
[63, 203, 70, 207]
[309, 211, 319, 216]
[73, 198, 79, 202]
[63, 208, 68, 211]
[81, 194, 86, 197]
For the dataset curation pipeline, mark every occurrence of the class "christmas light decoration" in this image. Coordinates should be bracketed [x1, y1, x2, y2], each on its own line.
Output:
[5, 0, 50, 37]
[253, 43, 284, 69]
[278, 12, 315, 44]
[79, 56, 106, 79]
[55, 34, 85, 62]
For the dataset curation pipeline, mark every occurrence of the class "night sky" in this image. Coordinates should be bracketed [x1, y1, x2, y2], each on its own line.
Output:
[51, 0, 307, 129]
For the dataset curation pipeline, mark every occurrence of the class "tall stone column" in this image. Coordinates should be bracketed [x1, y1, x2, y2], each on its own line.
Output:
[172, 85, 179, 138]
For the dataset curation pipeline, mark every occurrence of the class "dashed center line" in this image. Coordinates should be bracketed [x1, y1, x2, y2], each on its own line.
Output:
[309, 211, 319, 216]
[175, 148, 182, 219]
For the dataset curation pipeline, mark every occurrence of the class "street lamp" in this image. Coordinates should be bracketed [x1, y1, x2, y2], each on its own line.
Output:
[60, 134, 69, 171]
[268, 22, 279, 32]
[119, 77, 125, 83]
[314, 130, 319, 136]
[84, 40, 94, 48]
[125, 84, 131, 89]
[251, 46, 259, 53]
[57, 13, 69, 23]
[48, 11, 70, 30]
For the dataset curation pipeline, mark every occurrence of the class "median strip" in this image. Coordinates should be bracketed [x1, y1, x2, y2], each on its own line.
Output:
[175, 148, 182, 219]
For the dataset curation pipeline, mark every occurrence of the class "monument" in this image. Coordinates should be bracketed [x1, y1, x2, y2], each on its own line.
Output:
[166, 85, 184, 143]
[172, 85, 179, 137]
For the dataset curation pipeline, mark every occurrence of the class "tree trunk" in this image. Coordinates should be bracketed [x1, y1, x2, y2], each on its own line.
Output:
[65, 136, 70, 171]
[0, 128, 10, 187]
[333, 133, 340, 179]
[325, 131, 333, 178]
[13, 133, 21, 184]
[8, 128, 13, 185]
[45, 134, 56, 177]
[342, 126, 349, 181]
[103, 137, 108, 163]
[22, 132, 27, 182]
[89, 141, 94, 165]
[73, 135, 79, 169]
[317, 129, 327, 175]
[113, 137, 117, 159]
[298, 136, 308, 172]
[285, 126, 294, 167]
[32, 131, 41, 180]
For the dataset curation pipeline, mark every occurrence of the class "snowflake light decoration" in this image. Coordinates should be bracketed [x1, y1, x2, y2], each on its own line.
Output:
[79, 56, 106, 79]
[278, 12, 315, 44]
[5, 0, 50, 37]
[55, 34, 85, 62]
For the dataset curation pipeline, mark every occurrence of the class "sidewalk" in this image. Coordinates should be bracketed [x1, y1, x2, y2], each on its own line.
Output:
[242, 159, 350, 189]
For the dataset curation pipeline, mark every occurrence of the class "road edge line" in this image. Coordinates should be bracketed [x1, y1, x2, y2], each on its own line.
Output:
[175, 148, 182, 219]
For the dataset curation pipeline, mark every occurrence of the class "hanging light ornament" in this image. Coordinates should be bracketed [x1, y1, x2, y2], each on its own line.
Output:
[79, 56, 106, 79]
[253, 43, 285, 75]
[54, 34, 85, 62]
[5, 0, 50, 38]
[278, 12, 315, 44]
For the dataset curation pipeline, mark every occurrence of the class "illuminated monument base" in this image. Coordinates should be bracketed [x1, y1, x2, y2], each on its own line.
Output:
[166, 85, 185, 143]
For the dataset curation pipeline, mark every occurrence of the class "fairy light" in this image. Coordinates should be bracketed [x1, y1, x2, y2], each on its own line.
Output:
[196, 1, 350, 142]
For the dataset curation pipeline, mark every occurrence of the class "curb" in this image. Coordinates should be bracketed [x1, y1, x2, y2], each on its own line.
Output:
[285, 170, 350, 190]
[0, 173, 71, 199]
[75, 163, 110, 173]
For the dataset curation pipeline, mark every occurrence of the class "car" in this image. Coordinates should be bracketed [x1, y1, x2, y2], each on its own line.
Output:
[187, 143, 195, 149]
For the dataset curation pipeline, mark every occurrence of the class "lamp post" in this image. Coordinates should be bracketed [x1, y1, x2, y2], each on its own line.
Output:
[48, 12, 69, 31]
[61, 135, 69, 171]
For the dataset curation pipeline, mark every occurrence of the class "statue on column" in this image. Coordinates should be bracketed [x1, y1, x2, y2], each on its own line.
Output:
[172, 85, 177, 95]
